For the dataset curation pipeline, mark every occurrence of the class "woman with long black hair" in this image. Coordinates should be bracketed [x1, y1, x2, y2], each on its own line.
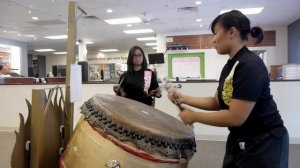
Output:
[168, 10, 289, 168]
[113, 46, 161, 106]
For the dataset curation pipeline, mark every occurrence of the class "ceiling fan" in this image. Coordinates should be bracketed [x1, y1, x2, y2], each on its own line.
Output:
[142, 12, 160, 25]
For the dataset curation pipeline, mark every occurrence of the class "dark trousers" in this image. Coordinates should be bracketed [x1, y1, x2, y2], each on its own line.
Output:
[223, 127, 289, 168]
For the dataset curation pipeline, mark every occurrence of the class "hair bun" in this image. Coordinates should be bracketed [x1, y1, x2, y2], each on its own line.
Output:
[250, 27, 264, 44]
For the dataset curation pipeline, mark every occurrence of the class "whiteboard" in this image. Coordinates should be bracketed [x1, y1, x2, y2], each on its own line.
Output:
[172, 57, 201, 78]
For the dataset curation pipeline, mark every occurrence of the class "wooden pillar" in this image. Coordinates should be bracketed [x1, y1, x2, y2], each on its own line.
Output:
[64, 1, 77, 146]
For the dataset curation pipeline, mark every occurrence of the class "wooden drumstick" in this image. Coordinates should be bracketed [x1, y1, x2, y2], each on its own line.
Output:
[158, 77, 185, 111]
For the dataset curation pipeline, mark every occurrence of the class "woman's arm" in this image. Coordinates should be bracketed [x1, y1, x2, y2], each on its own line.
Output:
[179, 98, 255, 127]
[169, 91, 220, 111]
[148, 70, 162, 98]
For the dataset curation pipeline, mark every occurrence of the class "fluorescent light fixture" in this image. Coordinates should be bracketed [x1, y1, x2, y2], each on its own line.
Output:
[32, 16, 39, 20]
[23, 34, 35, 37]
[220, 7, 264, 15]
[99, 49, 119, 52]
[196, 18, 202, 22]
[136, 37, 157, 41]
[44, 35, 67, 39]
[53, 52, 67, 55]
[195, 1, 202, 5]
[123, 29, 154, 34]
[145, 42, 157, 46]
[34, 49, 55, 52]
[104, 17, 141, 25]
[127, 24, 132, 27]
[200, 24, 203, 28]
[106, 9, 113, 13]
[85, 41, 94, 44]
[76, 41, 94, 45]
[152, 47, 157, 50]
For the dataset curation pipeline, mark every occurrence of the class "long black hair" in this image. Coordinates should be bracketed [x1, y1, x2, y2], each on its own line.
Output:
[127, 46, 148, 73]
[210, 10, 264, 44]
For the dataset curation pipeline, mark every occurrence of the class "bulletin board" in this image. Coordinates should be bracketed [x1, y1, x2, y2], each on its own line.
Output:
[168, 52, 205, 79]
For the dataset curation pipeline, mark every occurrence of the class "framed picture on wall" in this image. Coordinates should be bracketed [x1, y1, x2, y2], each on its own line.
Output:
[0, 44, 21, 74]
[88, 64, 102, 81]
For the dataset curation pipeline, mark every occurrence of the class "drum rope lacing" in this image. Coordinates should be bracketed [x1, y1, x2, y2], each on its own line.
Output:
[81, 99, 197, 161]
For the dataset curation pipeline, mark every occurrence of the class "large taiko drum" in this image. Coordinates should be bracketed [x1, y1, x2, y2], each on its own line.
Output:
[60, 94, 196, 168]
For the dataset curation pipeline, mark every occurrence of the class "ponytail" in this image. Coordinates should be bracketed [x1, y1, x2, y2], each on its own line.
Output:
[250, 27, 264, 44]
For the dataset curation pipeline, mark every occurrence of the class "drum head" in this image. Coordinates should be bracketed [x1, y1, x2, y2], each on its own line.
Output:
[81, 94, 196, 160]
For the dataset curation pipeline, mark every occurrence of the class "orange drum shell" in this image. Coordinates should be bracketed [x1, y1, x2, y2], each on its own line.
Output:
[61, 117, 190, 168]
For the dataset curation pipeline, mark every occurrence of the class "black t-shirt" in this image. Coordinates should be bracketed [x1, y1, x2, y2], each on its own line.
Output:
[119, 69, 159, 106]
[217, 46, 284, 137]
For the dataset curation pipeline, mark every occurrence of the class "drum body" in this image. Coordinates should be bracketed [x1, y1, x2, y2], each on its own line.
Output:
[60, 94, 196, 168]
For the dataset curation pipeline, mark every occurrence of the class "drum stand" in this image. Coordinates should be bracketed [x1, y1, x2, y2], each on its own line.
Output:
[11, 87, 66, 168]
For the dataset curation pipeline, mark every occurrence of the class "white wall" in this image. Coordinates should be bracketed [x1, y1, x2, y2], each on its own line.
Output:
[46, 55, 67, 75]
[87, 51, 128, 64]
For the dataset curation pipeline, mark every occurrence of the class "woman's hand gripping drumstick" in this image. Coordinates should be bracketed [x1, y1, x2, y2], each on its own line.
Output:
[163, 81, 195, 125]
[157, 77, 183, 107]
[160, 77, 183, 110]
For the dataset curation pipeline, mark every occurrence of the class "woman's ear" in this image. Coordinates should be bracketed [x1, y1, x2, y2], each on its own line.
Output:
[229, 27, 238, 39]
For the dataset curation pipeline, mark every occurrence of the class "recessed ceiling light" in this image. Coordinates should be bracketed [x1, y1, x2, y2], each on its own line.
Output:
[152, 47, 157, 50]
[127, 24, 132, 27]
[136, 37, 157, 41]
[200, 24, 203, 28]
[106, 9, 113, 13]
[195, 1, 202, 5]
[220, 7, 264, 15]
[53, 52, 67, 54]
[123, 29, 154, 34]
[3, 30, 6, 33]
[32, 16, 39, 20]
[196, 18, 202, 22]
[104, 17, 142, 25]
[99, 49, 119, 52]
[145, 42, 157, 46]
[44, 35, 67, 39]
[34, 49, 55, 52]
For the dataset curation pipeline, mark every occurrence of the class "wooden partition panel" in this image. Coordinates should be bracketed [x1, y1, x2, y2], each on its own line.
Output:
[167, 30, 276, 50]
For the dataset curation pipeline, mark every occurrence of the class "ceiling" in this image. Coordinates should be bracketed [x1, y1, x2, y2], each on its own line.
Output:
[0, 0, 300, 55]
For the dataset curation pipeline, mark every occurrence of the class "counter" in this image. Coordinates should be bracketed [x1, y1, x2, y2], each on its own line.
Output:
[0, 80, 299, 144]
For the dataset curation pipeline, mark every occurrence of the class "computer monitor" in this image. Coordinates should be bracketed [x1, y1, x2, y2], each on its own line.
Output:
[148, 53, 165, 64]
